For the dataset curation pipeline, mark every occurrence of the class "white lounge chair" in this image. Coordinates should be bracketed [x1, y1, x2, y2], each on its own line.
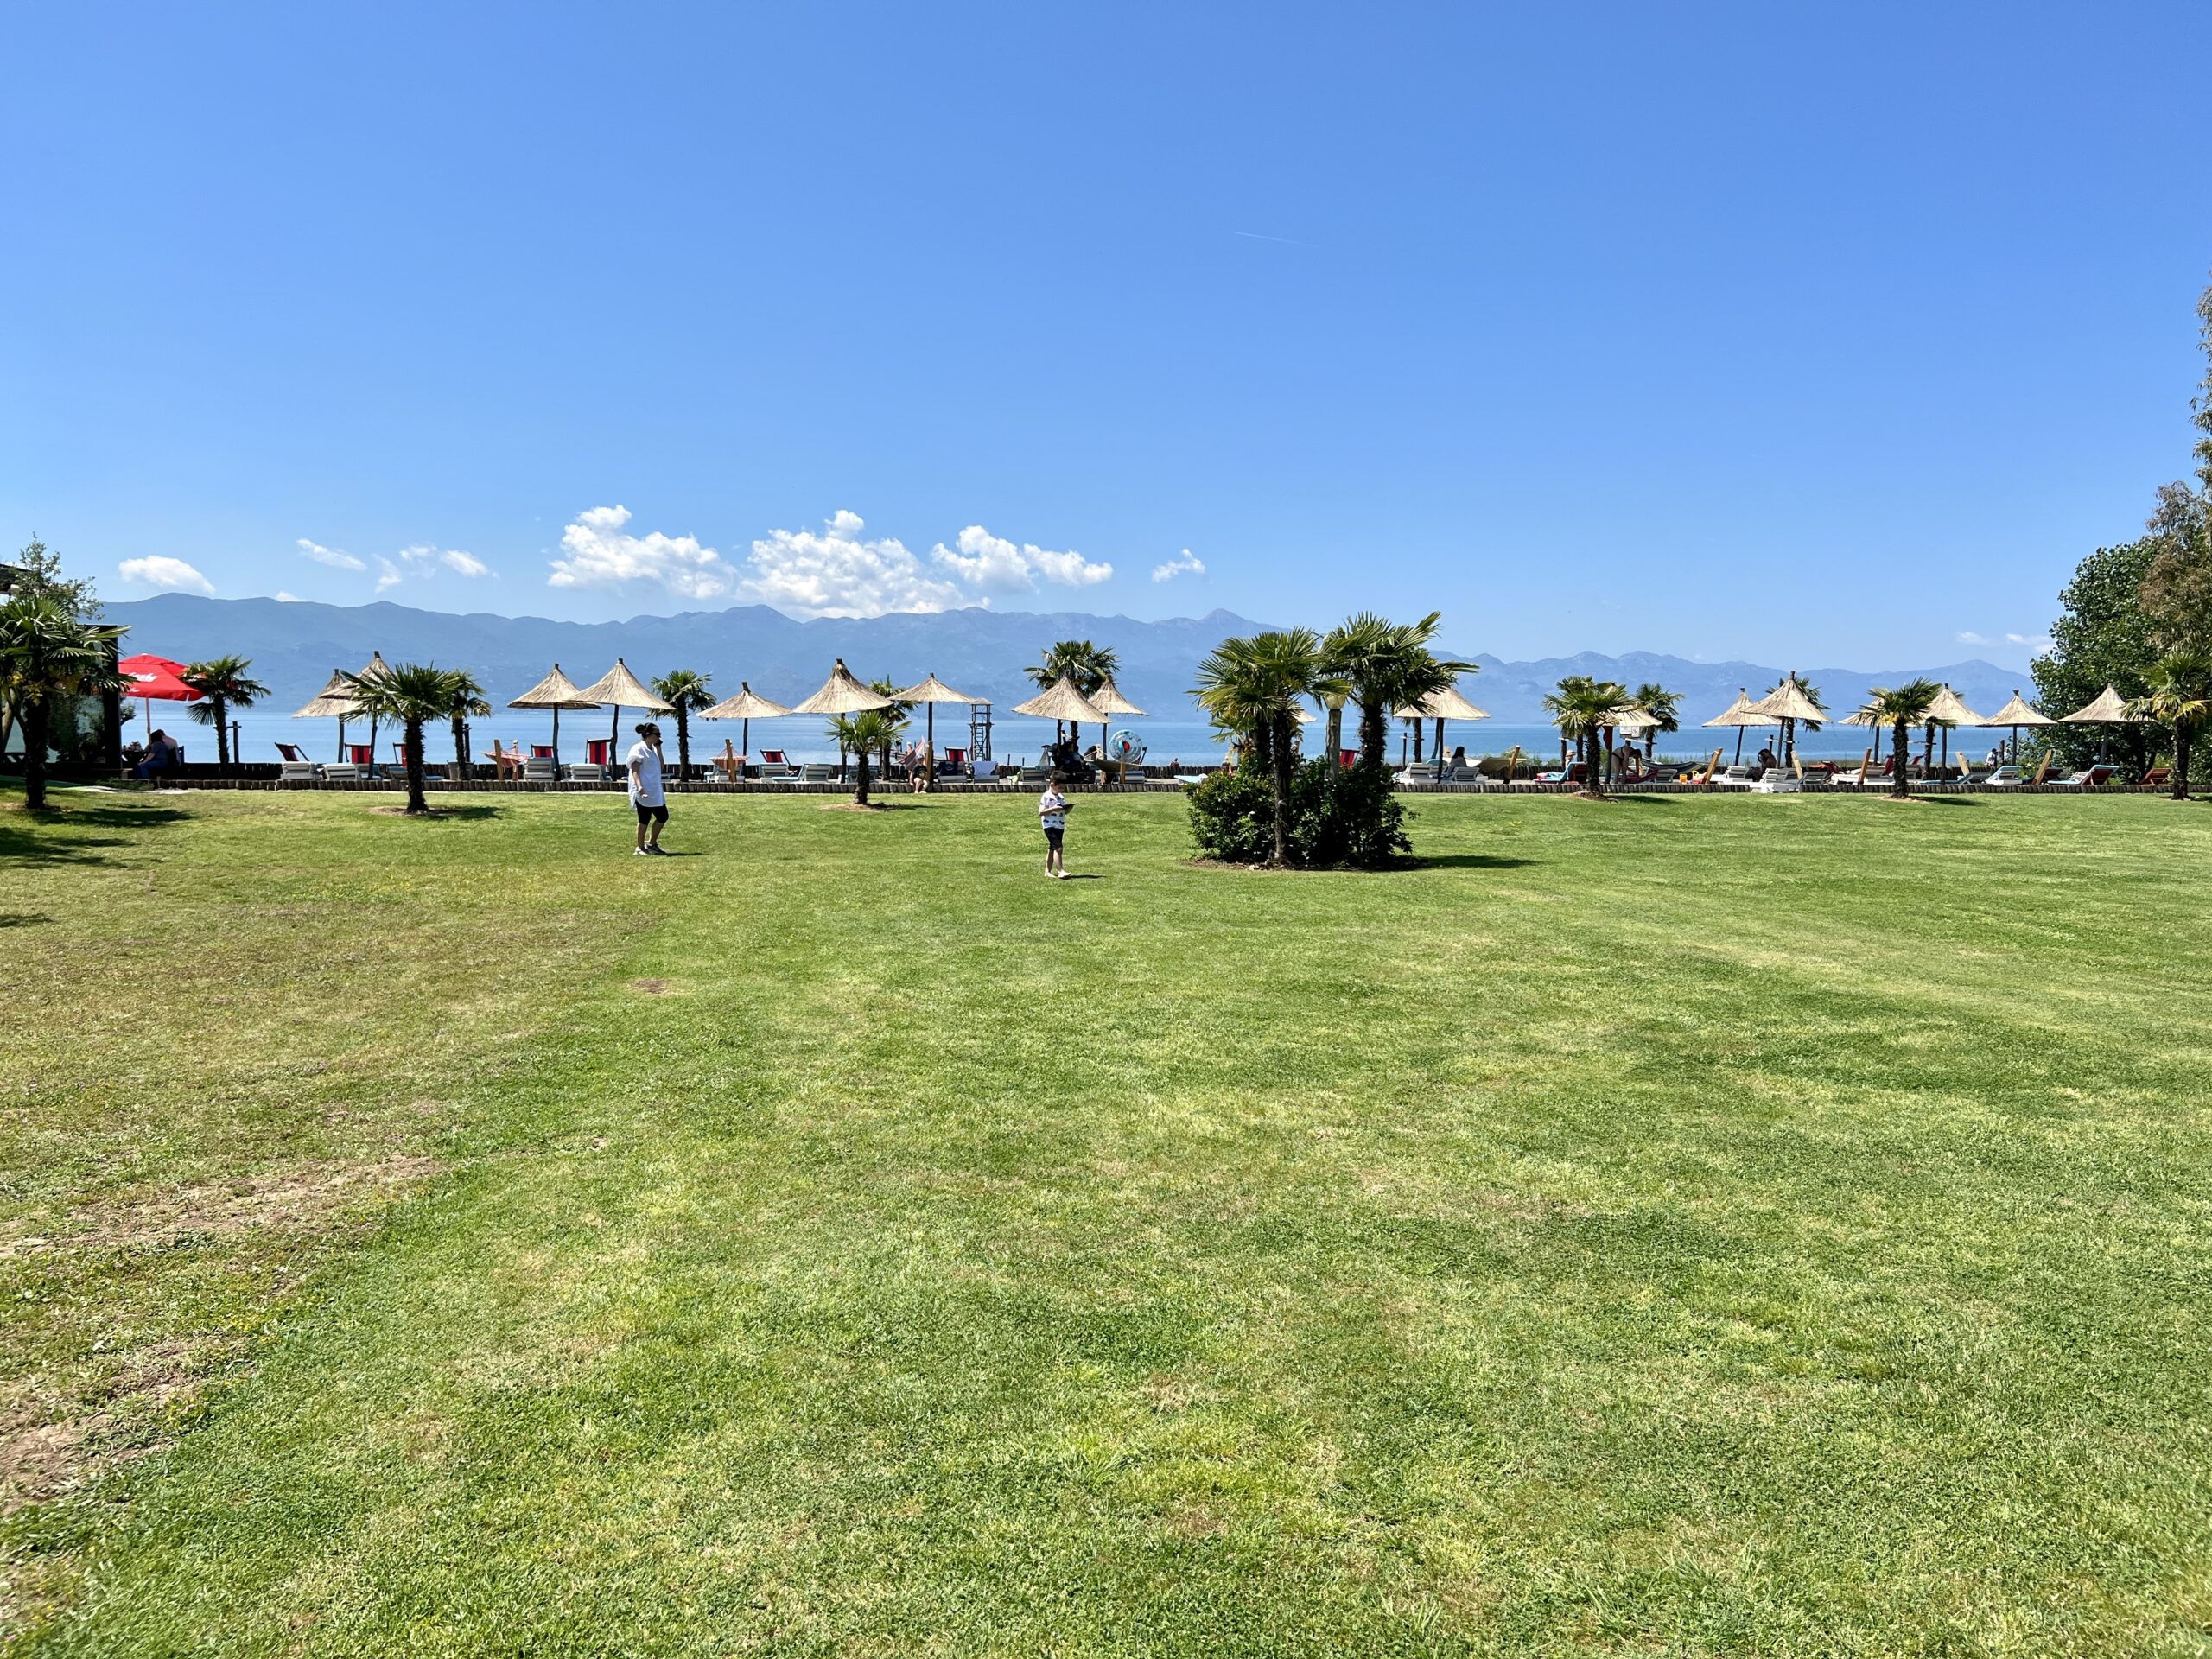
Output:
[564, 762, 606, 784]
[522, 757, 559, 785]
[1712, 765, 1758, 789]
[801, 763, 838, 783]
[1985, 764, 2025, 787]
[1394, 761, 1439, 785]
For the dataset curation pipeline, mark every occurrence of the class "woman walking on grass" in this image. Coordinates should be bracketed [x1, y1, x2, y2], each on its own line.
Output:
[629, 721, 670, 855]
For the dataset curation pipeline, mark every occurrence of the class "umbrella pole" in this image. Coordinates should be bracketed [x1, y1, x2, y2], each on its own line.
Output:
[1734, 728, 1744, 765]
[552, 708, 560, 769]
[336, 715, 346, 763]
[742, 717, 750, 782]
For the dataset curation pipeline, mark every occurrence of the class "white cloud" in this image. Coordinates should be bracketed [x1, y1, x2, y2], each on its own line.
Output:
[1152, 549, 1206, 583]
[275, 590, 302, 603]
[1956, 631, 1990, 645]
[118, 556, 214, 595]
[930, 524, 1112, 594]
[549, 505, 731, 600]
[374, 556, 402, 594]
[740, 510, 970, 619]
[297, 537, 365, 571]
[1959, 629, 2054, 652]
[442, 549, 490, 577]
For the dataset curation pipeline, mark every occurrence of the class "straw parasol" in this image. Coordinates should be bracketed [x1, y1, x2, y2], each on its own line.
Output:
[1089, 672, 1147, 778]
[1746, 674, 1827, 765]
[577, 658, 676, 759]
[1013, 672, 1108, 727]
[293, 669, 362, 760]
[508, 663, 597, 766]
[1986, 688, 2054, 764]
[793, 659, 896, 794]
[1921, 683, 1986, 769]
[700, 680, 793, 773]
[2062, 683, 2138, 724]
[1703, 688, 1765, 764]
[1393, 683, 1490, 767]
[893, 671, 982, 782]
[341, 652, 394, 763]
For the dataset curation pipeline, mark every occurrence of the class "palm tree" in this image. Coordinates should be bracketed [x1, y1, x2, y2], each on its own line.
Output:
[651, 669, 715, 790]
[1194, 628, 1321, 865]
[1854, 681, 1941, 799]
[1541, 675, 1627, 798]
[0, 594, 123, 810]
[830, 709, 900, 805]
[1632, 683, 1681, 761]
[445, 671, 492, 779]
[344, 662, 462, 815]
[1320, 612, 1472, 771]
[181, 654, 269, 774]
[2131, 655, 2212, 800]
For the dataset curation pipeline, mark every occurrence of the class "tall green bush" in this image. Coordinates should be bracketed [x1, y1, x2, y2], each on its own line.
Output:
[1187, 759, 1409, 869]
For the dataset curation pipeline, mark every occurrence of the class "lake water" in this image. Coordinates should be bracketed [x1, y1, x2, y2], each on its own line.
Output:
[177, 708, 1959, 772]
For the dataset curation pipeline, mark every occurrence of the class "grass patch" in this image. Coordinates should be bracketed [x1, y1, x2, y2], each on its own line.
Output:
[5, 790, 2212, 1655]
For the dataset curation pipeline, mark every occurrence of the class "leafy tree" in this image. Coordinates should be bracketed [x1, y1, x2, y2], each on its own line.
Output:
[1856, 681, 1941, 799]
[446, 671, 492, 778]
[2130, 654, 2212, 800]
[1541, 675, 1628, 798]
[1321, 613, 1471, 771]
[0, 594, 123, 809]
[1630, 683, 1681, 760]
[651, 668, 715, 787]
[2139, 482, 2212, 659]
[181, 655, 269, 773]
[2032, 543, 2162, 777]
[1194, 629, 1323, 865]
[6, 536, 101, 619]
[343, 662, 461, 815]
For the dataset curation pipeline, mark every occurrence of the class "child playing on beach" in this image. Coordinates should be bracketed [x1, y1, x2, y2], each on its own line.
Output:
[1038, 770, 1070, 878]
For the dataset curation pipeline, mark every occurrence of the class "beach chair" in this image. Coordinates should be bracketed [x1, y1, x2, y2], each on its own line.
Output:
[753, 748, 798, 780]
[522, 756, 559, 785]
[565, 760, 607, 784]
[484, 741, 524, 780]
[2053, 764, 2117, 789]
[712, 744, 745, 785]
[2143, 766, 2171, 789]
[1985, 764, 2024, 786]
[800, 763, 837, 783]
[1713, 764, 1758, 789]
[1395, 760, 1439, 786]
[1018, 765, 1053, 785]
[273, 741, 321, 785]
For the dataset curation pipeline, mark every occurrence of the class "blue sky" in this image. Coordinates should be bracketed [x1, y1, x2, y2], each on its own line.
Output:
[4, 2, 2206, 669]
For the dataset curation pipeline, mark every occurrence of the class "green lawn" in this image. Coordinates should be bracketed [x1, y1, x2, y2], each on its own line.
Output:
[4, 788, 2212, 1656]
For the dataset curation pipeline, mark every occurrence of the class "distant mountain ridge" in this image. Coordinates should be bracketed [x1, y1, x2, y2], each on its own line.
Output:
[105, 594, 2034, 727]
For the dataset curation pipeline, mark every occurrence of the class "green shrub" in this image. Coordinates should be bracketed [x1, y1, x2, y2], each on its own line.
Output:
[1187, 758, 1409, 869]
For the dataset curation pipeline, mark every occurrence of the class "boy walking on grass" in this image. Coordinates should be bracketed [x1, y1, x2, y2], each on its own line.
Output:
[628, 721, 670, 855]
[1038, 770, 1071, 878]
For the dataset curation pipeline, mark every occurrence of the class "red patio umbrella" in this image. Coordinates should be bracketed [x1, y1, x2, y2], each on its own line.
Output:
[118, 654, 200, 753]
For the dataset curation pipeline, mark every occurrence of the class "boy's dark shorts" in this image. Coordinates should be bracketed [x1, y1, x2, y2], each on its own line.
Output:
[1043, 826, 1064, 850]
[636, 802, 669, 826]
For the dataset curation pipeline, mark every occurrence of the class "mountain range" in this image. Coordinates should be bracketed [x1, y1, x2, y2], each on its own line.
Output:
[104, 594, 2037, 728]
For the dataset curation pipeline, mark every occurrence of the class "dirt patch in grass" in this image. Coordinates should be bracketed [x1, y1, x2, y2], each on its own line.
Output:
[632, 977, 671, 995]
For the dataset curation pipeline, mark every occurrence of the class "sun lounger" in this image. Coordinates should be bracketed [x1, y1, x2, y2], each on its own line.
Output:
[564, 762, 607, 784]
[273, 742, 321, 784]
[1712, 764, 1758, 789]
[2052, 765, 2117, 789]
[800, 763, 837, 783]
[1018, 766, 1052, 784]
[522, 757, 559, 784]
[1395, 761, 1439, 785]
[1985, 765, 2024, 786]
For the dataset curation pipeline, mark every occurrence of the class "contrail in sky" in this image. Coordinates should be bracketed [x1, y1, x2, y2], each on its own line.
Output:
[1230, 230, 1319, 248]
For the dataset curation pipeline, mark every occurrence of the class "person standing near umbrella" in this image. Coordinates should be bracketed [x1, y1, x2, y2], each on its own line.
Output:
[627, 721, 671, 855]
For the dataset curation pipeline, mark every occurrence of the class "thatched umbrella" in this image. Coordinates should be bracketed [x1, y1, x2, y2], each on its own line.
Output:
[348, 652, 394, 764]
[1394, 683, 1490, 768]
[508, 663, 596, 767]
[1013, 673, 1108, 764]
[700, 681, 793, 775]
[2061, 683, 2140, 768]
[1090, 672, 1147, 779]
[1747, 674, 1827, 765]
[1987, 688, 2054, 765]
[893, 672, 981, 785]
[293, 669, 362, 760]
[577, 658, 676, 763]
[1703, 688, 1764, 764]
[1923, 683, 1986, 770]
[793, 659, 894, 797]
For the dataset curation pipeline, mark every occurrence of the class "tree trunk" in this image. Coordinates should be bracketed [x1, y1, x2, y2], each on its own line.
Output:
[854, 746, 871, 806]
[212, 696, 232, 772]
[1357, 698, 1388, 770]
[22, 699, 49, 810]
[1585, 728, 1605, 798]
[452, 714, 468, 779]
[1892, 721, 1911, 798]
[404, 721, 429, 814]
[1325, 705, 1344, 768]
[1270, 714, 1293, 866]
[2176, 719, 2194, 801]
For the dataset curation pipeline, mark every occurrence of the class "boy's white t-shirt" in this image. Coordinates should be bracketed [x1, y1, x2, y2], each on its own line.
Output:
[626, 741, 665, 807]
[1038, 787, 1066, 829]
